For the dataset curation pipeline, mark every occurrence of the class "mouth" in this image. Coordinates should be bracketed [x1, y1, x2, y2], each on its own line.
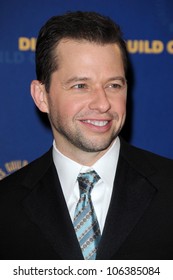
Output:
[79, 119, 112, 132]
[82, 120, 109, 127]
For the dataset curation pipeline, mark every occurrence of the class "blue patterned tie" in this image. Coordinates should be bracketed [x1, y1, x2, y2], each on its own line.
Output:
[73, 170, 101, 260]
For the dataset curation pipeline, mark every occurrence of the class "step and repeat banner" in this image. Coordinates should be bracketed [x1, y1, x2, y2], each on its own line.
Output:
[0, 0, 173, 179]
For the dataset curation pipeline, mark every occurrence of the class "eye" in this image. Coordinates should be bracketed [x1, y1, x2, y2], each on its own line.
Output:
[72, 83, 87, 89]
[109, 83, 122, 89]
[106, 83, 123, 90]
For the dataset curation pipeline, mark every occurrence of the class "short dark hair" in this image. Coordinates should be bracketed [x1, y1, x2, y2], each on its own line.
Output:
[36, 11, 128, 92]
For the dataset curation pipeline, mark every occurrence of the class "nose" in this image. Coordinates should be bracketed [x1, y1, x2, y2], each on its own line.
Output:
[88, 88, 111, 113]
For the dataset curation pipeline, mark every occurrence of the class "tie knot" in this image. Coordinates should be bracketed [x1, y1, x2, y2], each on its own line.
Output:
[77, 170, 100, 194]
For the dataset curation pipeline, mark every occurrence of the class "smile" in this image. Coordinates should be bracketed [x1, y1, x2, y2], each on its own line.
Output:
[82, 120, 109, 127]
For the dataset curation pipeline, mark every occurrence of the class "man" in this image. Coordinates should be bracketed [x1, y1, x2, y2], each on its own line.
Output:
[0, 11, 173, 260]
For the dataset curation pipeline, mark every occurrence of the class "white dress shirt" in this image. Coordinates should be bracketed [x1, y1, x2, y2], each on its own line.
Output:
[53, 137, 120, 233]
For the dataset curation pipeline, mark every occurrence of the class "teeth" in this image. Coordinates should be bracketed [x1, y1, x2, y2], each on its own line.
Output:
[83, 120, 108, 127]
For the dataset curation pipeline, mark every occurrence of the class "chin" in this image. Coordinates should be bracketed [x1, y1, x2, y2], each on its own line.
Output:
[78, 137, 116, 153]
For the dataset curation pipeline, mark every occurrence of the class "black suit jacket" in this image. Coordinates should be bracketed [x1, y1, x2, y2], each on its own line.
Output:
[0, 138, 173, 260]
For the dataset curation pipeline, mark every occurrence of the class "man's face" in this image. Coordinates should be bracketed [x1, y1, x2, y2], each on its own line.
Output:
[44, 40, 127, 162]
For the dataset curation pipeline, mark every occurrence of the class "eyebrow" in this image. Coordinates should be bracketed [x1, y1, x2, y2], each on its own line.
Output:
[62, 76, 91, 87]
[106, 76, 127, 85]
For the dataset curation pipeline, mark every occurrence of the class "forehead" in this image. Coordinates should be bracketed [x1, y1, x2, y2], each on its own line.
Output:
[55, 39, 124, 69]
[57, 38, 121, 53]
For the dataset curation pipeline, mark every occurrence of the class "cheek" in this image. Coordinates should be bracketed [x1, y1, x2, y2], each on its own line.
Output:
[112, 95, 127, 115]
[54, 96, 85, 118]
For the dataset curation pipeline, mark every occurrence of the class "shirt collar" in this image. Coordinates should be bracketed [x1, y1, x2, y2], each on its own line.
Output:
[52, 137, 120, 202]
[93, 137, 120, 187]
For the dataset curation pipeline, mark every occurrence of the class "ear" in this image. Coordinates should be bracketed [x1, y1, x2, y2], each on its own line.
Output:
[30, 80, 49, 113]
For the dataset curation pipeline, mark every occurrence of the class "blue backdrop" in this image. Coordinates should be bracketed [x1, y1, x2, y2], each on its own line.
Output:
[1, 0, 173, 179]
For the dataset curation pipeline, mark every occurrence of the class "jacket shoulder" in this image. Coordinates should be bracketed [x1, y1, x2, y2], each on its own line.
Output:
[120, 138, 173, 177]
[0, 148, 53, 191]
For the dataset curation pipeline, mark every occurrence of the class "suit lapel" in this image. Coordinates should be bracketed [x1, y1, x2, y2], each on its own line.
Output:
[97, 142, 157, 259]
[22, 160, 83, 260]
